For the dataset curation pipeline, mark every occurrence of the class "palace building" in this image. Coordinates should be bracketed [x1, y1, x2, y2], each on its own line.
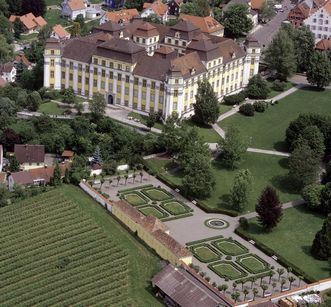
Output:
[44, 18, 260, 119]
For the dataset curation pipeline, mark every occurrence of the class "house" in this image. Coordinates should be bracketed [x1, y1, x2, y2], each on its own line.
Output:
[167, 0, 182, 16]
[51, 24, 71, 40]
[288, 2, 317, 27]
[250, 0, 265, 11]
[14, 54, 33, 70]
[180, 14, 224, 37]
[61, 150, 74, 161]
[315, 37, 331, 50]
[141, 0, 169, 23]
[14, 144, 45, 170]
[9, 13, 47, 34]
[304, 0, 331, 41]
[0, 63, 16, 83]
[152, 264, 233, 307]
[62, 0, 90, 20]
[99, 9, 139, 25]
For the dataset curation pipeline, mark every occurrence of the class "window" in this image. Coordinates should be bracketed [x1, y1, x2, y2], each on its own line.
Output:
[109, 83, 113, 91]
[86, 65, 89, 72]
[118, 73, 122, 81]
[134, 77, 139, 85]
[142, 38, 146, 43]
[101, 69, 105, 77]
[175, 79, 178, 84]
[61, 72, 65, 79]
[86, 77, 89, 84]
[134, 90, 138, 97]
[61, 60, 65, 67]
[142, 91, 146, 99]
[313, 18, 316, 23]
[182, 41, 186, 46]
[190, 90, 193, 98]
[174, 90, 178, 97]
[125, 87, 129, 95]
[69, 73, 73, 81]
[93, 79, 97, 87]
[94, 58, 98, 64]
[175, 39, 178, 45]
[78, 76, 82, 83]
[51, 50, 54, 55]
[151, 93, 155, 101]
[251, 58, 255, 65]
[125, 75, 130, 83]
[110, 62, 113, 68]
[78, 64, 82, 70]
[118, 64, 122, 70]
[160, 83, 164, 91]
[50, 71, 54, 78]
[142, 79, 147, 87]
[185, 93, 188, 100]
[249, 69, 254, 76]
[102, 60, 106, 66]
[69, 62, 73, 69]
[159, 96, 164, 104]
[93, 68, 98, 75]
[151, 81, 155, 89]
[50, 59, 54, 67]
[126, 66, 130, 72]
[117, 85, 121, 93]
[101, 81, 105, 89]
[109, 71, 113, 78]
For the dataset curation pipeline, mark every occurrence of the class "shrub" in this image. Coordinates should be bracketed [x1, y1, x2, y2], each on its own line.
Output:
[239, 217, 249, 230]
[301, 184, 323, 211]
[223, 92, 246, 105]
[225, 255, 232, 260]
[247, 75, 270, 99]
[253, 101, 267, 112]
[272, 80, 287, 91]
[239, 104, 254, 116]
[205, 276, 211, 282]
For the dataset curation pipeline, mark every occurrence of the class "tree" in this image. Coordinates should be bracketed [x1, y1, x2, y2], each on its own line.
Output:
[246, 75, 270, 99]
[92, 145, 103, 165]
[0, 128, 21, 151]
[146, 111, 157, 130]
[301, 184, 323, 211]
[26, 91, 42, 111]
[261, 284, 268, 297]
[89, 93, 106, 118]
[276, 268, 284, 281]
[268, 270, 274, 284]
[0, 34, 13, 64]
[321, 183, 331, 214]
[222, 4, 253, 38]
[288, 143, 320, 190]
[312, 214, 331, 260]
[293, 125, 325, 159]
[230, 169, 252, 212]
[193, 80, 220, 125]
[252, 288, 258, 300]
[288, 276, 296, 289]
[180, 0, 210, 17]
[139, 171, 143, 182]
[62, 87, 76, 104]
[51, 163, 62, 186]
[6, 0, 22, 15]
[21, 0, 46, 16]
[69, 22, 81, 37]
[259, 1, 276, 23]
[280, 278, 287, 291]
[243, 288, 249, 300]
[75, 14, 85, 28]
[0, 97, 17, 117]
[231, 292, 240, 302]
[323, 161, 331, 184]
[219, 126, 247, 169]
[219, 284, 228, 293]
[116, 175, 121, 186]
[9, 155, 20, 172]
[143, 13, 162, 24]
[306, 51, 331, 89]
[264, 28, 296, 81]
[0, 0, 9, 16]
[0, 184, 10, 207]
[15, 61, 27, 84]
[0, 13, 14, 43]
[13, 18, 25, 39]
[256, 186, 282, 230]
[37, 24, 52, 46]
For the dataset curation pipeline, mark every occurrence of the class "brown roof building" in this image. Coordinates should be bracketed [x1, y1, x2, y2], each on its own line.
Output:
[9, 13, 47, 33]
[101, 9, 139, 24]
[14, 144, 45, 165]
[316, 37, 331, 50]
[152, 264, 233, 307]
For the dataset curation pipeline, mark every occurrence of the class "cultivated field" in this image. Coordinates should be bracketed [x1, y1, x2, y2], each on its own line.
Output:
[0, 186, 162, 306]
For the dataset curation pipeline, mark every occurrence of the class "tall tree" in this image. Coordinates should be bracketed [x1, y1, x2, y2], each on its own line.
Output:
[92, 145, 103, 165]
[218, 126, 247, 169]
[0, 128, 21, 151]
[311, 214, 331, 260]
[21, 0, 46, 16]
[13, 18, 25, 38]
[264, 28, 296, 81]
[0, 0, 9, 16]
[26, 91, 42, 111]
[288, 143, 320, 190]
[0, 34, 13, 64]
[256, 186, 282, 230]
[306, 51, 331, 89]
[6, 0, 22, 15]
[0, 12, 14, 43]
[9, 155, 20, 172]
[222, 4, 253, 38]
[180, 0, 210, 17]
[89, 93, 106, 119]
[51, 163, 62, 186]
[15, 61, 27, 83]
[193, 80, 220, 125]
[246, 75, 270, 99]
[230, 169, 252, 212]
[259, 1, 276, 23]
[321, 183, 331, 214]
[69, 22, 81, 37]
[302, 184, 323, 211]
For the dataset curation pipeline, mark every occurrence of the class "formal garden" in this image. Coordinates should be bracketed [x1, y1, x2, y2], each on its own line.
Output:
[119, 185, 194, 221]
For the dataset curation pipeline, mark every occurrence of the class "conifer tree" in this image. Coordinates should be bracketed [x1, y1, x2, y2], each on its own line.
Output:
[311, 214, 331, 260]
[92, 145, 103, 165]
[51, 163, 62, 186]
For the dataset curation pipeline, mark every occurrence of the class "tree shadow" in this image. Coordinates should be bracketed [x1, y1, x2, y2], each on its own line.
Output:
[270, 174, 299, 194]
[277, 158, 289, 169]
[301, 245, 312, 257]
[219, 194, 233, 209]
[273, 141, 288, 152]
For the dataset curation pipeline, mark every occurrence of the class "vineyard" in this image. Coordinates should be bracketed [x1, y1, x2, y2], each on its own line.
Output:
[0, 188, 155, 306]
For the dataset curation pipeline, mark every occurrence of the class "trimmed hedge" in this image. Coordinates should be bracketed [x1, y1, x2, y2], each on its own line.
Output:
[161, 213, 194, 222]
[236, 253, 270, 274]
[186, 235, 224, 246]
[118, 184, 153, 193]
[208, 261, 248, 280]
[138, 205, 169, 219]
[211, 238, 249, 256]
[253, 101, 268, 113]
[141, 187, 173, 201]
[239, 103, 255, 116]
[235, 227, 316, 283]
[190, 243, 222, 263]
[223, 92, 247, 105]
[235, 270, 273, 284]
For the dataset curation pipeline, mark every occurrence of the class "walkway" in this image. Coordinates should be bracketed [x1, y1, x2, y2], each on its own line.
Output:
[247, 148, 290, 157]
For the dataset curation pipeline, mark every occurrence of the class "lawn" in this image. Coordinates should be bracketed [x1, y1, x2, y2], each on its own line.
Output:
[139, 206, 167, 219]
[18, 33, 38, 42]
[236, 254, 269, 274]
[38, 101, 66, 115]
[220, 88, 331, 151]
[209, 261, 247, 280]
[147, 152, 300, 213]
[237, 205, 328, 281]
[123, 192, 148, 206]
[267, 80, 293, 99]
[45, 9, 70, 27]
[142, 188, 173, 201]
[191, 244, 221, 263]
[0, 186, 162, 306]
[219, 103, 233, 114]
[128, 111, 164, 131]
[45, 0, 62, 5]
[212, 239, 248, 256]
[183, 120, 221, 143]
[161, 201, 190, 215]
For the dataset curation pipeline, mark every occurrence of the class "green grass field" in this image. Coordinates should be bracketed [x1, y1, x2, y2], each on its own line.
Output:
[238, 206, 328, 281]
[0, 186, 161, 306]
[183, 120, 221, 143]
[267, 80, 293, 98]
[123, 192, 148, 206]
[139, 206, 167, 219]
[142, 188, 173, 202]
[161, 201, 190, 215]
[147, 152, 300, 213]
[45, 9, 70, 27]
[212, 239, 248, 256]
[220, 88, 331, 151]
[209, 261, 247, 280]
[236, 254, 269, 274]
[191, 245, 221, 263]
[38, 101, 66, 115]
[128, 111, 164, 131]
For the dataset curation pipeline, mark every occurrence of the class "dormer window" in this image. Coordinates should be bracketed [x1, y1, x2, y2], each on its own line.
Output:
[231, 52, 236, 59]
[175, 32, 180, 38]
[190, 68, 196, 75]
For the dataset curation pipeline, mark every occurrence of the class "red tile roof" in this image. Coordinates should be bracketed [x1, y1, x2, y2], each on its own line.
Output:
[143, 0, 168, 16]
[14, 144, 45, 164]
[52, 24, 70, 39]
[9, 13, 47, 30]
[104, 9, 139, 24]
[180, 14, 224, 34]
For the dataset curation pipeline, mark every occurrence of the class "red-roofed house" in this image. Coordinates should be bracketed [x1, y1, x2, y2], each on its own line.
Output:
[51, 24, 71, 40]
[62, 0, 90, 20]
[9, 13, 47, 34]
[316, 37, 331, 50]
[141, 0, 169, 22]
[100, 9, 139, 25]
[14, 54, 33, 70]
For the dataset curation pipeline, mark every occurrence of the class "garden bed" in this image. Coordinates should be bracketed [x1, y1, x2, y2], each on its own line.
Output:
[236, 254, 269, 274]
[138, 206, 168, 219]
[141, 187, 173, 202]
[208, 261, 247, 280]
[191, 244, 221, 263]
[212, 239, 248, 256]
[122, 191, 148, 206]
[160, 200, 192, 216]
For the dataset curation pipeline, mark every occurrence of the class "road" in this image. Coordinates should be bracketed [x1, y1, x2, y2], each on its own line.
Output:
[252, 0, 294, 48]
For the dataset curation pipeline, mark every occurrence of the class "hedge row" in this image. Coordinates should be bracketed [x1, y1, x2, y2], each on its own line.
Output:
[118, 184, 153, 193]
[186, 235, 224, 246]
[235, 270, 273, 284]
[161, 213, 194, 222]
[235, 227, 316, 283]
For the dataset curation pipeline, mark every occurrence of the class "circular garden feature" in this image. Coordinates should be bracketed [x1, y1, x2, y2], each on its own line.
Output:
[141, 188, 173, 202]
[190, 244, 221, 263]
[205, 218, 229, 229]
[161, 201, 192, 216]
[138, 206, 168, 219]
[212, 238, 248, 256]
[122, 191, 148, 206]
[208, 261, 247, 280]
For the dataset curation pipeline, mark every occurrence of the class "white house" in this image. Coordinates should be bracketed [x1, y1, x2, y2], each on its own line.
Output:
[62, 0, 90, 20]
[304, 0, 331, 41]
[141, 0, 169, 23]
[0, 63, 16, 83]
